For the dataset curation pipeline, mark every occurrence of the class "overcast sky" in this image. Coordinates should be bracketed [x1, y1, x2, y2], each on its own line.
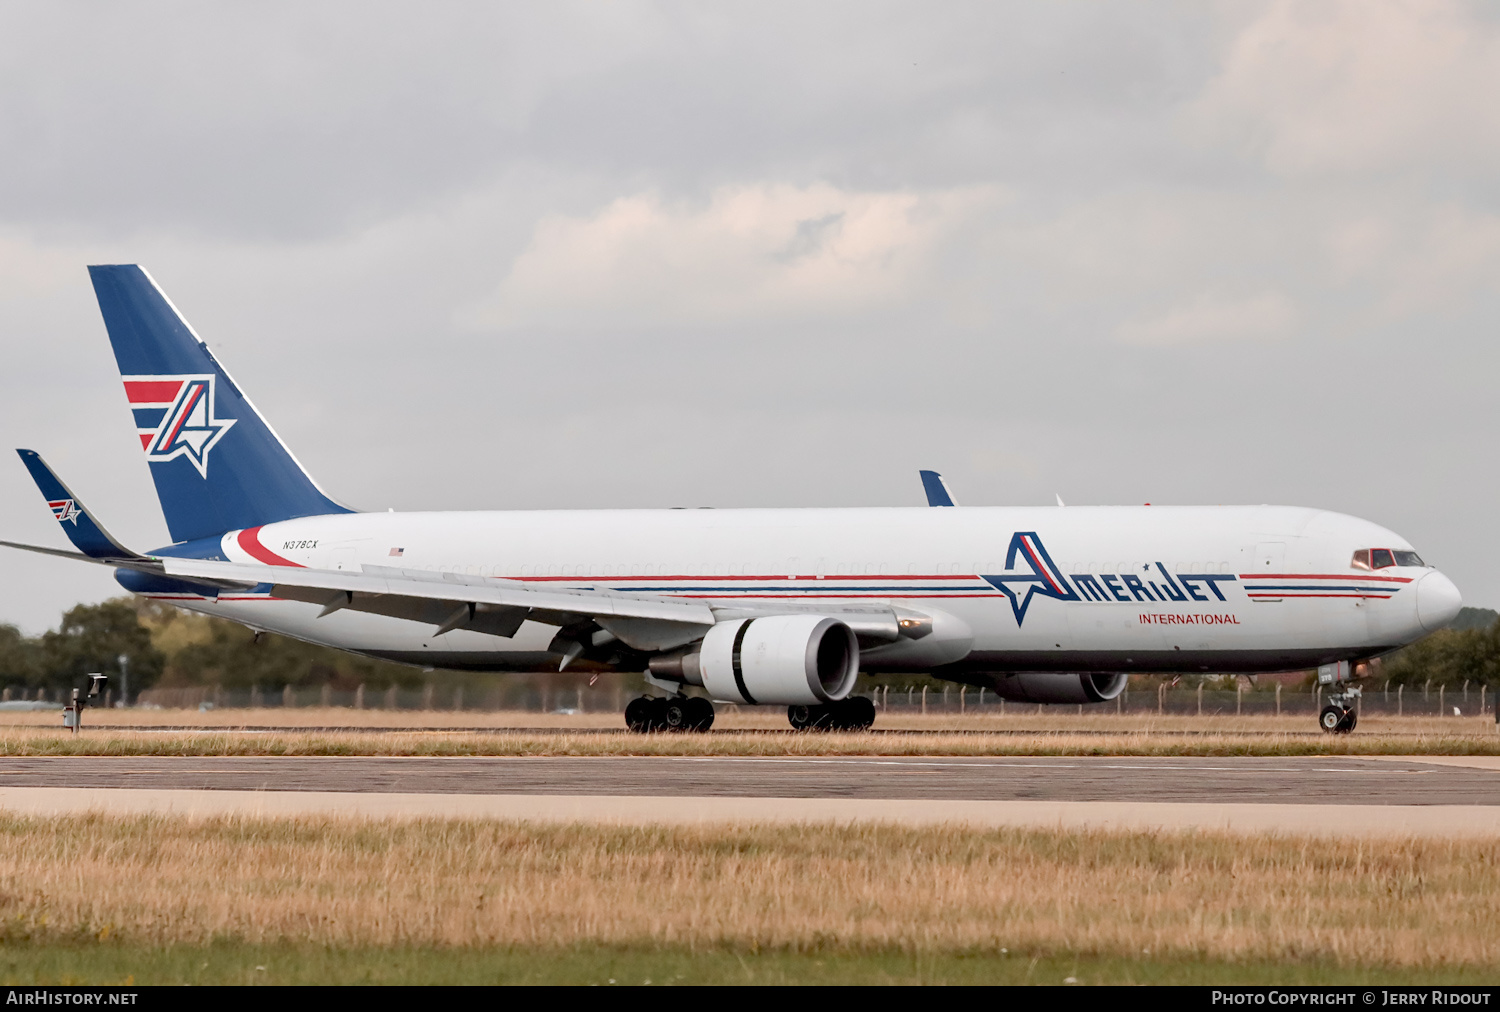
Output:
[2, 1, 1498, 632]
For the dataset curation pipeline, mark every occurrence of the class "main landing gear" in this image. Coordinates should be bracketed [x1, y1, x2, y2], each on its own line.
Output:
[622, 695, 878, 733]
[787, 696, 877, 732]
[625, 695, 715, 733]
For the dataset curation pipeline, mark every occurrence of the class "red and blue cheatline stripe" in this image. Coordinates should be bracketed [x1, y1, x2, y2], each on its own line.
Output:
[1238, 572, 1411, 599]
[516, 573, 1005, 601]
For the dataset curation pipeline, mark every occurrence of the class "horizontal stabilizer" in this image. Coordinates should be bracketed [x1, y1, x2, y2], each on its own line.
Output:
[0, 539, 220, 587]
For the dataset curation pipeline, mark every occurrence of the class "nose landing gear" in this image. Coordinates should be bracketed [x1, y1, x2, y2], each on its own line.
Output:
[625, 694, 715, 733]
[1319, 700, 1358, 734]
[1316, 661, 1361, 734]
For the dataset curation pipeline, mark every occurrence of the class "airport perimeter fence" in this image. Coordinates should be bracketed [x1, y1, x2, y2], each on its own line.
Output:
[0, 680, 1487, 717]
[872, 683, 1495, 718]
[122, 683, 636, 714]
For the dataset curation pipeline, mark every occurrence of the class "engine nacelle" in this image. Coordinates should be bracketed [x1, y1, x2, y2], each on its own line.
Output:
[651, 615, 860, 706]
[991, 672, 1127, 705]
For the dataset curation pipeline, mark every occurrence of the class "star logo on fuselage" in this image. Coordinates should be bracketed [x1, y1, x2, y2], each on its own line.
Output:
[980, 531, 1080, 626]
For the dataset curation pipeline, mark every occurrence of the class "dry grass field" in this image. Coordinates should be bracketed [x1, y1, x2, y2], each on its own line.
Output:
[0, 707, 1493, 756]
[0, 813, 1495, 985]
[0, 710, 1495, 983]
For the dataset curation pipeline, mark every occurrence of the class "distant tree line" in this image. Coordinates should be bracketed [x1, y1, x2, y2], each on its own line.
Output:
[0, 597, 431, 697]
[1379, 607, 1500, 687]
[0, 600, 162, 695]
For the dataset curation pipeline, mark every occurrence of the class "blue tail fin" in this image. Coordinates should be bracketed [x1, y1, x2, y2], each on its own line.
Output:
[918, 470, 958, 507]
[16, 449, 136, 559]
[88, 265, 352, 543]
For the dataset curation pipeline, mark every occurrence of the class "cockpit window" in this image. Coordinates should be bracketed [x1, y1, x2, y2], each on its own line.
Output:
[1355, 548, 1425, 570]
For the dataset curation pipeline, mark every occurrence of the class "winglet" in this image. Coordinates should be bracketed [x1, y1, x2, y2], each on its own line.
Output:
[918, 470, 958, 507]
[15, 449, 138, 559]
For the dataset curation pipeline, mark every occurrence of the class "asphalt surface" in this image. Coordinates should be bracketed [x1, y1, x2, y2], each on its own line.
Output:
[0, 755, 1494, 805]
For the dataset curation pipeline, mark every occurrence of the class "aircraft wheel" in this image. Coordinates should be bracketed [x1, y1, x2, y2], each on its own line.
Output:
[648, 696, 671, 730]
[684, 696, 715, 732]
[788, 704, 828, 731]
[1337, 708, 1357, 734]
[625, 696, 655, 733]
[790, 703, 862, 731]
[661, 697, 692, 732]
[1318, 705, 1343, 733]
[837, 696, 876, 731]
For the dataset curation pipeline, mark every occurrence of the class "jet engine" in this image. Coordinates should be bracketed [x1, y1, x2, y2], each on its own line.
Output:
[648, 615, 859, 705]
[990, 672, 1127, 705]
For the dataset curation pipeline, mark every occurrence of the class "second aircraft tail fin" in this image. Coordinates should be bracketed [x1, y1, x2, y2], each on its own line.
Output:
[919, 470, 959, 507]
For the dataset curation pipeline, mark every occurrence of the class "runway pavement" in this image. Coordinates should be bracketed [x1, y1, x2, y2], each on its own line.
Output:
[1, 787, 1498, 838]
[0, 755, 1495, 805]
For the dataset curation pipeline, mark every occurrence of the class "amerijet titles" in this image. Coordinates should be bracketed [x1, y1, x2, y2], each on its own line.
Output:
[982, 531, 1240, 627]
[1139, 612, 1242, 626]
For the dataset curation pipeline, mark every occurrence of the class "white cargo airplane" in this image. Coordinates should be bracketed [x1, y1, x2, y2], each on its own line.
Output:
[4, 266, 1463, 733]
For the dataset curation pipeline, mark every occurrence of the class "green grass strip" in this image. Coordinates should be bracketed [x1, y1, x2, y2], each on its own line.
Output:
[2, 944, 1498, 986]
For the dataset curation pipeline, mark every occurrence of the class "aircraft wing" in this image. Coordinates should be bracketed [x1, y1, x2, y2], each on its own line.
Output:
[1, 539, 912, 652]
[157, 555, 717, 650]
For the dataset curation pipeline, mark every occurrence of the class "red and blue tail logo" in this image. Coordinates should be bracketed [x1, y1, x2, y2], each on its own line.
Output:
[123, 375, 237, 478]
[93, 265, 351, 543]
[48, 498, 80, 524]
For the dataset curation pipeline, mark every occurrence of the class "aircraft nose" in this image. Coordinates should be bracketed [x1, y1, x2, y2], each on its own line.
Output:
[1416, 571, 1463, 632]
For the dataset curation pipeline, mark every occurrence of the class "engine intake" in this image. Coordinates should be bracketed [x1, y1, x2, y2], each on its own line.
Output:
[991, 672, 1127, 705]
[649, 615, 859, 706]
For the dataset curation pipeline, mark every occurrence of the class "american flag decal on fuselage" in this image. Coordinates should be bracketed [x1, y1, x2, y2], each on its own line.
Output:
[122, 374, 236, 478]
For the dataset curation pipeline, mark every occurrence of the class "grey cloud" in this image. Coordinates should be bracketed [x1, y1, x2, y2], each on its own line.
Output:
[0, 2, 1219, 237]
